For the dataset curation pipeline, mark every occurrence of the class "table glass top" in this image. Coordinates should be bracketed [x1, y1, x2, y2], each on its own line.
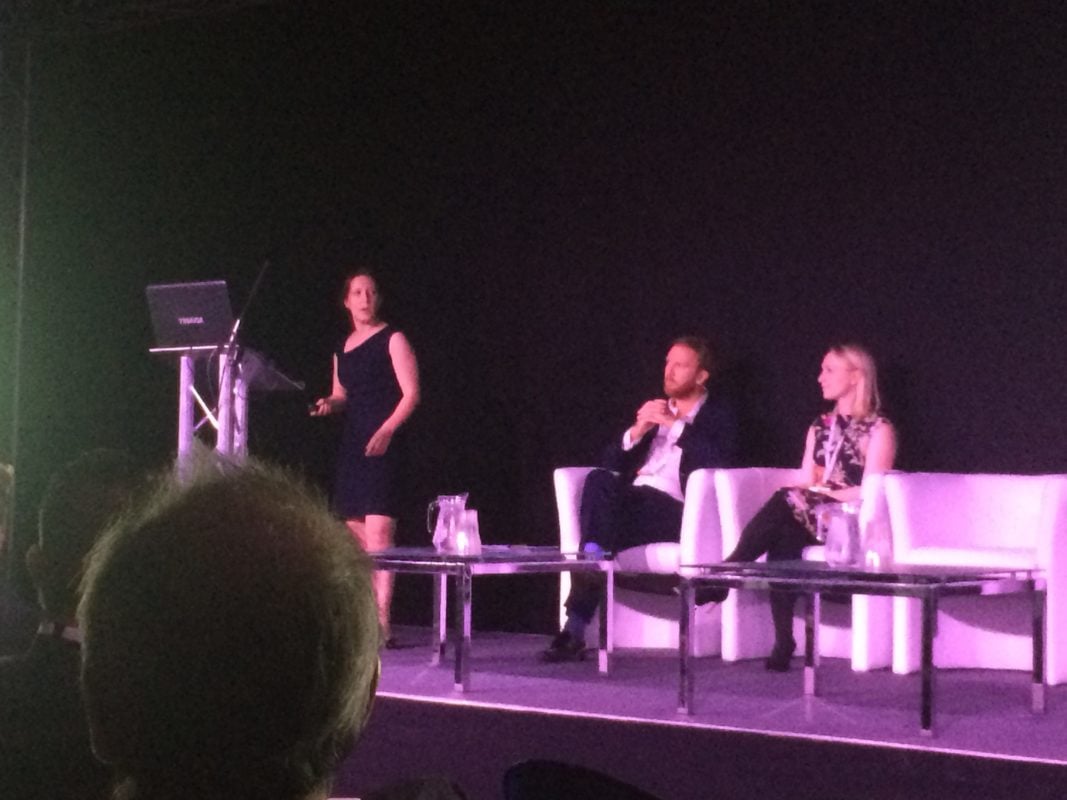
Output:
[680, 560, 1042, 586]
[369, 545, 604, 564]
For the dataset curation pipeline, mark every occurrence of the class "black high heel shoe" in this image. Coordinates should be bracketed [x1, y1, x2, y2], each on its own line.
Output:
[764, 639, 796, 672]
[672, 585, 728, 606]
[540, 630, 587, 663]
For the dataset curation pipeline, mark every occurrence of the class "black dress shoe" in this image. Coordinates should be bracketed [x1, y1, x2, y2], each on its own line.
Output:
[672, 585, 729, 605]
[540, 630, 586, 663]
[694, 586, 729, 606]
[764, 640, 796, 672]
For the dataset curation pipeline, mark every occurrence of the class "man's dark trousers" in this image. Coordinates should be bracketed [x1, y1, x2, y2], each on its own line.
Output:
[564, 468, 683, 623]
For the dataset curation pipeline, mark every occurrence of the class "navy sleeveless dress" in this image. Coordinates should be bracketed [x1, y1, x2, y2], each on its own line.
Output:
[333, 326, 407, 518]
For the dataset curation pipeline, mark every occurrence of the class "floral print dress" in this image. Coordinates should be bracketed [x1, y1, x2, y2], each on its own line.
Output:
[784, 413, 891, 536]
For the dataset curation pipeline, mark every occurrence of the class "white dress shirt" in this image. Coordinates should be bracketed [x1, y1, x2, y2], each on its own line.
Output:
[622, 392, 707, 502]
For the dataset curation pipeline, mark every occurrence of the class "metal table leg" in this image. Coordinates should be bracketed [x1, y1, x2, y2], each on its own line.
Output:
[1033, 583, 1047, 713]
[677, 578, 695, 714]
[452, 566, 472, 692]
[431, 573, 447, 665]
[920, 592, 937, 736]
[803, 592, 820, 696]
[598, 561, 613, 674]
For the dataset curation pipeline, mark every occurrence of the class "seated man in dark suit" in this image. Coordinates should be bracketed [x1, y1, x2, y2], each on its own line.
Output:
[0, 449, 142, 800]
[542, 336, 738, 662]
[77, 459, 383, 800]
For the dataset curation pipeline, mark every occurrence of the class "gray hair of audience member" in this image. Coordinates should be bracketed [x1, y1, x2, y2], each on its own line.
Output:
[0, 461, 12, 510]
[28, 449, 141, 621]
[0, 462, 13, 549]
[77, 459, 381, 800]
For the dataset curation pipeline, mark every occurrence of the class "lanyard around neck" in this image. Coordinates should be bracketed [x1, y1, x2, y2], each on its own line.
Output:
[822, 416, 847, 480]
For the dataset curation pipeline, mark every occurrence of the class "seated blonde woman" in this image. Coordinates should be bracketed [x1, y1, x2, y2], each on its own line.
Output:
[721, 343, 896, 671]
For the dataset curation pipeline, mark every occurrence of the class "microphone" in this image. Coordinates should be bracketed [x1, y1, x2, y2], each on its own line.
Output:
[224, 258, 270, 353]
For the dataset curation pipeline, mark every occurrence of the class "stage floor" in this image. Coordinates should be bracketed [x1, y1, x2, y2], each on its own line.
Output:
[338, 626, 1067, 800]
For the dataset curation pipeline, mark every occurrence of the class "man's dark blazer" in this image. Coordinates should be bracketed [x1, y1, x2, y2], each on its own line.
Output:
[600, 390, 738, 495]
[0, 632, 112, 800]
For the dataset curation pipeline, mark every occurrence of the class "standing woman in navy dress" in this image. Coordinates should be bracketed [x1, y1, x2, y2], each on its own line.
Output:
[311, 270, 420, 644]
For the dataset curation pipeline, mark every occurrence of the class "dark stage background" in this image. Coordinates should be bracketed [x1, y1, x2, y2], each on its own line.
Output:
[1, 2, 1065, 632]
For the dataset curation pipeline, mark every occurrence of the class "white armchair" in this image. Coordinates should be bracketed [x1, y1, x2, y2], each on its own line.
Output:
[713, 468, 893, 670]
[553, 467, 723, 656]
[884, 472, 1067, 684]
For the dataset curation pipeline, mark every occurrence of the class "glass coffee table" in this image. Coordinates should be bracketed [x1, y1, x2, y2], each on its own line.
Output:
[677, 561, 1046, 735]
[370, 545, 614, 691]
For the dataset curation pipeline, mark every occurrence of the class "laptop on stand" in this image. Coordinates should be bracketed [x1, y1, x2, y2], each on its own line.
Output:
[146, 280, 235, 353]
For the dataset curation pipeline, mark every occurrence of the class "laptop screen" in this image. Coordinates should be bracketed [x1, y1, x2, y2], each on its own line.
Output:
[146, 280, 235, 352]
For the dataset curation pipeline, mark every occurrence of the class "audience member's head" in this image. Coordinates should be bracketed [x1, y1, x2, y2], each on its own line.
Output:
[78, 459, 380, 800]
[1, 461, 13, 551]
[26, 449, 141, 623]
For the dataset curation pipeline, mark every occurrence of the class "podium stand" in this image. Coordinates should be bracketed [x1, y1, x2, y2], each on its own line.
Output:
[147, 279, 302, 470]
[169, 346, 302, 468]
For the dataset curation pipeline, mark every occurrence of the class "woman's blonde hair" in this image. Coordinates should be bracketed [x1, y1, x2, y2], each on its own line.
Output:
[829, 342, 882, 419]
